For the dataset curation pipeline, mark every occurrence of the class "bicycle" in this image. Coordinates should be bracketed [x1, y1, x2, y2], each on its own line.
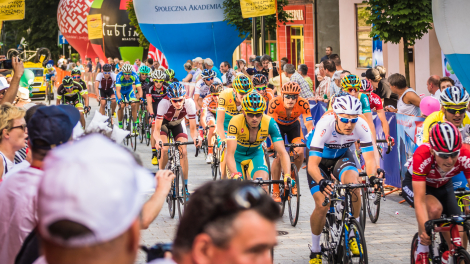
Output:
[320, 175, 370, 264]
[211, 138, 224, 181]
[195, 125, 215, 160]
[158, 139, 196, 219]
[102, 97, 115, 128]
[45, 78, 54, 105]
[138, 99, 150, 145]
[119, 99, 139, 152]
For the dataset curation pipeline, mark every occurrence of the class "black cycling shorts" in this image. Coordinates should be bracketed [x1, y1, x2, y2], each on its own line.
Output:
[306, 149, 358, 195]
[160, 119, 187, 141]
[402, 171, 461, 217]
[278, 120, 303, 144]
[99, 88, 115, 99]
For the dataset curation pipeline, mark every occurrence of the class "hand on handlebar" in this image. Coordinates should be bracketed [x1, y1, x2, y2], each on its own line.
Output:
[284, 174, 296, 189]
[230, 172, 243, 181]
[385, 135, 395, 147]
[319, 179, 334, 199]
[195, 137, 202, 148]
[377, 168, 385, 178]
[156, 139, 163, 151]
[419, 230, 431, 246]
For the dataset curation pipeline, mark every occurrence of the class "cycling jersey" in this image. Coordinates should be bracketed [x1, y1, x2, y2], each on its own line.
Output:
[262, 91, 274, 105]
[202, 96, 218, 114]
[227, 114, 283, 155]
[95, 72, 116, 90]
[57, 81, 87, 108]
[360, 92, 383, 111]
[194, 78, 222, 98]
[156, 97, 197, 122]
[217, 88, 243, 132]
[267, 96, 312, 126]
[329, 93, 371, 114]
[422, 110, 470, 143]
[115, 72, 141, 93]
[309, 114, 373, 159]
[408, 143, 470, 188]
[146, 83, 167, 104]
[75, 79, 87, 91]
[45, 68, 56, 81]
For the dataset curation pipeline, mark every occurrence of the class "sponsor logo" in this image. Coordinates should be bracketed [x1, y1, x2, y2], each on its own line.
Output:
[229, 99, 232, 103]
[328, 140, 337, 143]
[459, 156, 470, 169]
[402, 186, 414, 198]
[332, 131, 337, 136]
[228, 125, 237, 134]
[154, 4, 223, 12]
[326, 143, 354, 149]
[342, 158, 349, 162]
[418, 157, 432, 173]
[227, 136, 236, 139]
[320, 129, 326, 137]
[241, 128, 244, 133]
[306, 117, 313, 121]
[361, 124, 368, 132]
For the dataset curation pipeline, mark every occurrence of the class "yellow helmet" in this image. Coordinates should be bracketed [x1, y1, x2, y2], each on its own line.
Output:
[232, 74, 253, 94]
[242, 91, 266, 113]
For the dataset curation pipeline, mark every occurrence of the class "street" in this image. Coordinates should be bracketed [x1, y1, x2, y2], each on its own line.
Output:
[80, 100, 418, 264]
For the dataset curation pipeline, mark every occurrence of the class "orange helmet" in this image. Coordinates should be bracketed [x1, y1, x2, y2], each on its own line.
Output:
[281, 82, 301, 95]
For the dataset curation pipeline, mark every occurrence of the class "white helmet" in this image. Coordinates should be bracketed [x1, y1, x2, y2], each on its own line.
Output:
[440, 86, 470, 106]
[46, 64, 53, 70]
[332, 95, 362, 115]
[121, 64, 134, 73]
[151, 70, 166, 80]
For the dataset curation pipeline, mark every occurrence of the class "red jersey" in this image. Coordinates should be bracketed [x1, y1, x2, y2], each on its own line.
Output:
[408, 143, 470, 188]
[360, 92, 383, 111]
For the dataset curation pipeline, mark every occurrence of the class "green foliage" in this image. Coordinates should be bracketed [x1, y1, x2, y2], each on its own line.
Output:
[127, 1, 150, 49]
[363, 0, 433, 46]
[222, 0, 292, 39]
[1, 0, 62, 61]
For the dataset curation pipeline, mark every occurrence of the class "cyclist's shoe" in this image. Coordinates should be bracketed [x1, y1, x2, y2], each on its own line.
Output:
[206, 154, 213, 164]
[183, 186, 190, 201]
[271, 191, 281, 203]
[118, 124, 123, 129]
[309, 252, 322, 264]
[348, 237, 361, 256]
[415, 252, 429, 264]
[151, 156, 158, 166]
[132, 126, 139, 136]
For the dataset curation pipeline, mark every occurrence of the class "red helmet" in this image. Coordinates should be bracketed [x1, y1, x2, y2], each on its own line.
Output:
[361, 79, 373, 92]
[429, 121, 462, 153]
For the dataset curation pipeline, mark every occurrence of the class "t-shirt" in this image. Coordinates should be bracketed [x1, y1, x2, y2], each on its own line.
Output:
[377, 79, 398, 108]
[94, 63, 102, 73]
[86, 62, 92, 72]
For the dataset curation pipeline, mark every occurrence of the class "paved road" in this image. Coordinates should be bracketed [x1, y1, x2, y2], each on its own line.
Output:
[81, 102, 417, 264]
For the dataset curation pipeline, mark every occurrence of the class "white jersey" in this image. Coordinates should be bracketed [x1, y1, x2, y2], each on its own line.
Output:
[156, 97, 197, 121]
[309, 114, 373, 159]
[95, 72, 117, 89]
[194, 78, 222, 98]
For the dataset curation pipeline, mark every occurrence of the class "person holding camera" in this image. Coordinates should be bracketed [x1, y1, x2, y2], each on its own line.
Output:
[1, 56, 25, 105]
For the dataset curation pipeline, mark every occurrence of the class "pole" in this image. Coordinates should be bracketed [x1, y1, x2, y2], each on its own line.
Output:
[261, 16, 265, 55]
[275, 0, 282, 88]
[252, 17, 258, 56]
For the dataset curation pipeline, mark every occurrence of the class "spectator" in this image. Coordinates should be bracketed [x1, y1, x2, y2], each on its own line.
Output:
[363, 68, 398, 108]
[0, 103, 26, 181]
[320, 46, 333, 62]
[234, 59, 247, 76]
[192, 57, 204, 82]
[60, 59, 67, 71]
[147, 58, 155, 70]
[0, 105, 79, 264]
[427, 75, 441, 99]
[321, 59, 337, 97]
[57, 55, 65, 68]
[268, 72, 290, 95]
[316, 61, 331, 102]
[248, 55, 257, 68]
[329, 54, 343, 72]
[182, 62, 194, 82]
[133, 58, 142, 72]
[220, 61, 234, 87]
[385, 73, 421, 116]
[14, 87, 31, 108]
[283, 64, 314, 100]
[86, 58, 92, 73]
[172, 180, 280, 264]
[94, 57, 102, 73]
[107, 57, 113, 66]
[113, 58, 119, 69]
[245, 56, 263, 77]
[298, 64, 313, 93]
[439, 77, 455, 92]
[32, 134, 175, 264]
[204, 58, 222, 79]
[281, 57, 289, 66]
[75, 61, 84, 74]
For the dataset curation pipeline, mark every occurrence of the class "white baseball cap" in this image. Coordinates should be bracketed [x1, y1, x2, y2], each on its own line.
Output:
[37, 134, 155, 247]
[0, 77, 9, 90]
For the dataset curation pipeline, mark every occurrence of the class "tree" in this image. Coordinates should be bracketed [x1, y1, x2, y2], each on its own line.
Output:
[127, 1, 150, 49]
[363, 0, 433, 86]
[1, 0, 62, 61]
[222, 0, 291, 39]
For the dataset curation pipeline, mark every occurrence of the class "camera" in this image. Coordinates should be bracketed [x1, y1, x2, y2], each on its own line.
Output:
[141, 243, 173, 261]
[2, 60, 13, 70]
[272, 62, 277, 67]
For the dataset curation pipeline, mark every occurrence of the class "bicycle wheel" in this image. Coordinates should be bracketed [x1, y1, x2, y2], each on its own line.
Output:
[123, 109, 129, 145]
[410, 232, 418, 264]
[47, 84, 51, 105]
[343, 219, 368, 264]
[203, 137, 208, 159]
[139, 112, 145, 143]
[321, 213, 336, 264]
[211, 142, 220, 181]
[166, 163, 176, 219]
[107, 104, 113, 127]
[454, 248, 470, 263]
[360, 187, 367, 230]
[144, 112, 150, 146]
[288, 163, 300, 227]
[279, 173, 286, 216]
[129, 111, 137, 152]
[366, 185, 381, 223]
[176, 166, 187, 219]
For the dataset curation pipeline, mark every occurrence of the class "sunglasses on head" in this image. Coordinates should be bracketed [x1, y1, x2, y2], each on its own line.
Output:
[338, 117, 359, 124]
[246, 112, 263, 118]
[72, 75, 81, 79]
[284, 94, 298, 100]
[445, 106, 466, 115]
[256, 86, 267, 91]
[171, 98, 184, 103]
[154, 79, 165, 83]
[435, 150, 460, 159]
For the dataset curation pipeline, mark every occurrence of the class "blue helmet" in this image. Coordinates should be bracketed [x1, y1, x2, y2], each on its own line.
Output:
[201, 69, 216, 79]
[167, 82, 186, 99]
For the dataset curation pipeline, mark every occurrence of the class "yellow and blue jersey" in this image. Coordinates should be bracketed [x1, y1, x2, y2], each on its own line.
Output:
[116, 71, 141, 93]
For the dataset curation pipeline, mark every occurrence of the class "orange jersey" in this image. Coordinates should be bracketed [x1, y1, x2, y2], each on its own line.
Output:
[263, 91, 274, 105]
[267, 96, 312, 126]
[202, 95, 218, 113]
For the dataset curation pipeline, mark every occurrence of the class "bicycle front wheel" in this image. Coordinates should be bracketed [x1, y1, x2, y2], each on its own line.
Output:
[343, 219, 368, 264]
[264, 149, 272, 195]
[366, 185, 381, 223]
[129, 111, 137, 152]
[360, 187, 367, 230]
[176, 166, 187, 219]
[123, 109, 129, 145]
[321, 213, 336, 264]
[454, 248, 470, 264]
[166, 163, 176, 218]
[410, 232, 418, 264]
[287, 163, 300, 227]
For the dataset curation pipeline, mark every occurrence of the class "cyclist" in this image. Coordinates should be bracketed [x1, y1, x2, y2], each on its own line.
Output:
[401, 122, 470, 264]
[56, 76, 88, 128]
[95, 64, 117, 117]
[154, 82, 201, 196]
[44, 64, 56, 97]
[71, 69, 90, 114]
[164, 68, 179, 83]
[200, 83, 223, 164]
[253, 73, 274, 107]
[268, 82, 314, 202]
[307, 94, 377, 263]
[194, 69, 222, 110]
[115, 64, 143, 133]
[146, 70, 168, 165]
[138, 65, 153, 126]
[225, 91, 291, 191]
[216, 74, 253, 179]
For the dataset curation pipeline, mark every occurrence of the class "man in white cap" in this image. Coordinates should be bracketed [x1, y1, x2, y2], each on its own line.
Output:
[0, 77, 9, 102]
[32, 134, 175, 264]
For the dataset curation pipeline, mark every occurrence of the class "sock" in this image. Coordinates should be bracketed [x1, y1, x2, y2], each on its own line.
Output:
[311, 233, 321, 253]
[152, 148, 156, 156]
[209, 147, 213, 154]
[134, 122, 138, 127]
[119, 121, 123, 126]
[184, 179, 188, 185]
[417, 237, 429, 254]
[273, 183, 280, 193]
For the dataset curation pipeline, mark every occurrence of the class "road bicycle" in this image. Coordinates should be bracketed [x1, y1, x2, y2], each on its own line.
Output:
[138, 99, 151, 146]
[196, 125, 215, 160]
[119, 99, 139, 151]
[102, 97, 115, 128]
[45, 78, 54, 105]
[211, 138, 224, 181]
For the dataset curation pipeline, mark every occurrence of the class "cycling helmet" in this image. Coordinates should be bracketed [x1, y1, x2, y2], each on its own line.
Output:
[121, 64, 134, 73]
[71, 69, 81, 76]
[151, 70, 166, 80]
[103, 64, 112, 72]
[139, 65, 151, 75]
[242, 91, 266, 114]
[165, 69, 175, 79]
[439, 86, 470, 106]
[62, 76, 73, 86]
[232, 74, 253, 94]
[429, 121, 462, 153]
[332, 94, 362, 115]
[281, 82, 301, 95]
[360, 79, 373, 92]
[340, 74, 361, 89]
[252, 74, 268, 86]
[46, 64, 53, 70]
[167, 82, 186, 99]
[210, 83, 224, 94]
[201, 69, 216, 80]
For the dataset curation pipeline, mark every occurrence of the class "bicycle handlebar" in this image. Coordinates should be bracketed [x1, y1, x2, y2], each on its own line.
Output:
[157, 140, 199, 159]
[455, 189, 470, 197]
[376, 137, 393, 154]
[425, 215, 470, 235]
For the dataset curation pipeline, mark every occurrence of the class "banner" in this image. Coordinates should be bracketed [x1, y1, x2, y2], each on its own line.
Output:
[87, 14, 103, 40]
[396, 114, 425, 181]
[240, 0, 276, 18]
[0, 0, 25, 21]
[372, 39, 383, 67]
[148, 44, 168, 69]
[442, 51, 464, 89]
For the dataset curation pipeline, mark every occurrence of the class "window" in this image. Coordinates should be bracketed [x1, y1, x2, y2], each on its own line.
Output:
[356, 5, 372, 68]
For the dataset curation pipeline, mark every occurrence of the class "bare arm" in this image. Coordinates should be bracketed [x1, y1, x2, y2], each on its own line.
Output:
[273, 140, 291, 175]
[216, 109, 226, 141]
[2, 57, 24, 104]
[413, 180, 431, 245]
[153, 118, 163, 149]
[406, 92, 422, 108]
[376, 109, 390, 139]
[189, 119, 201, 147]
[182, 73, 193, 82]
[141, 170, 175, 229]
[226, 140, 238, 176]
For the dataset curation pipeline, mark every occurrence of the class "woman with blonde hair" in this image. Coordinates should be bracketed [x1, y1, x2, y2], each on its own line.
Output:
[0, 103, 27, 180]
[364, 66, 398, 107]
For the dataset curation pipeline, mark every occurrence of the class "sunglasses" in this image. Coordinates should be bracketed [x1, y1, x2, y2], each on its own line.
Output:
[246, 112, 263, 118]
[72, 75, 81, 79]
[64, 85, 73, 89]
[338, 117, 359, 124]
[211, 93, 219, 97]
[205, 77, 214, 81]
[0, 90, 6, 95]
[345, 88, 359, 93]
[154, 79, 165, 83]
[123, 73, 132, 76]
[445, 107, 466, 115]
[140, 73, 148, 76]
[171, 98, 184, 103]
[284, 94, 298, 100]
[256, 86, 267, 91]
[103, 72, 112, 75]
[435, 150, 460, 159]
[10, 123, 26, 131]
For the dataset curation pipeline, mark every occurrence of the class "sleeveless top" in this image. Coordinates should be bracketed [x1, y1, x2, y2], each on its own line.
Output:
[397, 88, 421, 116]
[0, 151, 14, 177]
